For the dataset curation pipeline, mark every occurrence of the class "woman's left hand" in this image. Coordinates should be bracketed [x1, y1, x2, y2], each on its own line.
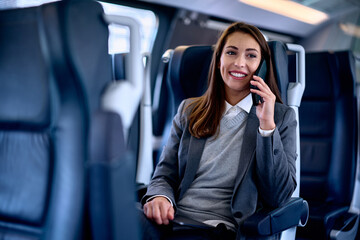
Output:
[250, 75, 276, 130]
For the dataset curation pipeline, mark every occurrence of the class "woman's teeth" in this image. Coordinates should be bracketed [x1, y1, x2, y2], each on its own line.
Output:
[230, 72, 245, 78]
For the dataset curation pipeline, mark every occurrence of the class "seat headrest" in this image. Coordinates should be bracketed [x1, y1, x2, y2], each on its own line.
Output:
[168, 45, 213, 110]
[268, 41, 288, 104]
[302, 51, 356, 100]
[0, 6, 51, 129]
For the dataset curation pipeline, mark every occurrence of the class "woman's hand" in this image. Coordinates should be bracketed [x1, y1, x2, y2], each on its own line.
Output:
[143, 196, 174, 225]
[250, 75, 276, 130]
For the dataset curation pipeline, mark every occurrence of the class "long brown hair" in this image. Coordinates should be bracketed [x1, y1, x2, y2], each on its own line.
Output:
[187, 22, 282, 138]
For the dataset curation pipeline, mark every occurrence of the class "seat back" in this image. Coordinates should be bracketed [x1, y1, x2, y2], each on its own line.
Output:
[167, 45, 213, 117]
[0, 2, 88, 239]
[295, 50, 358, 238]
[0, 1, 141, 239]
[87, 14, 142, 239]
[299, 51, 357, 204]
[55, 3, 141, 239]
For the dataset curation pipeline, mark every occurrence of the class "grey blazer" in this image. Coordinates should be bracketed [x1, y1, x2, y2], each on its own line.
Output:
[143, 98, 297, 231]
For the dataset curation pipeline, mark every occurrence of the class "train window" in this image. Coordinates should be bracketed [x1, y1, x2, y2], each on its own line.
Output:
[100, 2, 158, 54]
[0, 0, 57, 9]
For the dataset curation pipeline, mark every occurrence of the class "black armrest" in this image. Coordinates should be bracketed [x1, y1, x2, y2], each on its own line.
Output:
[330, 212, 359, 240]
[242, 197, 309, 236]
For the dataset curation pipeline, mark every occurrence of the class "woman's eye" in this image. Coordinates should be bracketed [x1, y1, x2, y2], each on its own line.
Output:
[226, 51, 236, 55]
[248, 54, 257, 58]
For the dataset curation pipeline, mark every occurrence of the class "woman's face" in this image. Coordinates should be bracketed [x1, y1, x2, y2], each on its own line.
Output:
[219, 31, 262, 104]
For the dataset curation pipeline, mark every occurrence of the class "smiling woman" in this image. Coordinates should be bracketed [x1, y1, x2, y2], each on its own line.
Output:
[140, 21, 298, 240]
[219, 31, 262, 105]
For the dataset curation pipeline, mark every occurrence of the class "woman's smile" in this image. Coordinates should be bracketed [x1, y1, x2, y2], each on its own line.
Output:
[229, 70, 247, 79]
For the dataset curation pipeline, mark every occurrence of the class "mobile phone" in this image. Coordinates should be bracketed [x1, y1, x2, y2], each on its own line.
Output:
[250, 59, 267, 106]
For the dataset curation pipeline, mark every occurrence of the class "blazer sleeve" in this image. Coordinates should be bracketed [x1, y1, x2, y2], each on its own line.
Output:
[141, 100, 187, 206]
[255, 105, 297, 208]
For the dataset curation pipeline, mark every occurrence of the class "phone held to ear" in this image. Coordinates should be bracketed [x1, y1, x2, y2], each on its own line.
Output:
[250, 59, 267, 106]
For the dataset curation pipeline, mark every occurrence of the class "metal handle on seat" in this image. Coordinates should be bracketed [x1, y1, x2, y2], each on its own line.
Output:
[286, 43, 305, 108]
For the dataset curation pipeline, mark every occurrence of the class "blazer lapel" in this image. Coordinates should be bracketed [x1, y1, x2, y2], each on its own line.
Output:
[234, 106, 259, 190]
[178, 135, 206, 199]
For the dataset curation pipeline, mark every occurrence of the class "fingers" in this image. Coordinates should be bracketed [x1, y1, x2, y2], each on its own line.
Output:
[160, 203, 174, 225]
[167, 205, 175, 220]
[143, 197, 174, 225]
[143, 202, 151, 218]
[250, 76, 276, 129]
[250, 77, 275, 104]
[250, 76, 270, 92]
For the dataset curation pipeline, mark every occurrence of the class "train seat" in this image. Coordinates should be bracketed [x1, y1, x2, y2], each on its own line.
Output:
[0, 1, 141, 239]
[295, 51, 359, 240]
[161, 41, 308, 239]
[0, 2, 88, 239]
[53, 3, 142, 240]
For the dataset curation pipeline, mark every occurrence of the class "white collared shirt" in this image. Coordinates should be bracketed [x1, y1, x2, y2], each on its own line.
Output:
[223, 93, 252, 117]
[224, 93, 274, 136]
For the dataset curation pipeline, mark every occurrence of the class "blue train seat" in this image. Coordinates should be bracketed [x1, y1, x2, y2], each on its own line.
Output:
[295, 50, 359, 240]
[0, 1, 140, 239]
[0, 2, 88, 239]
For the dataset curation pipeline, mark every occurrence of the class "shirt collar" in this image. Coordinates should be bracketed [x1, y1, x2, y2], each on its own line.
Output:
[224, 93, 253, 114]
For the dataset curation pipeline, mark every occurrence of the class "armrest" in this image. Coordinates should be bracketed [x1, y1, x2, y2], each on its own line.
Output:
[242, 197, 309, 236]
[330, 212, 359, 240]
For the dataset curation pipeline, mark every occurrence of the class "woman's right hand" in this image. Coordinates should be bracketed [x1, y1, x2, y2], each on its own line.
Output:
[143, 196, 174, 225]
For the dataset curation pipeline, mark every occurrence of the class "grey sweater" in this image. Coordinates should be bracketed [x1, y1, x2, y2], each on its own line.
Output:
[176, 110, 248, 231]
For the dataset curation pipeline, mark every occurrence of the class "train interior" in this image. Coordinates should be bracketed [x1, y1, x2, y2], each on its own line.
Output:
[0, 0, 360, 239]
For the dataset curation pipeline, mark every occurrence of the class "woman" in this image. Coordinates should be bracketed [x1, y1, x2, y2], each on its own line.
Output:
[141, 22, 297, 240]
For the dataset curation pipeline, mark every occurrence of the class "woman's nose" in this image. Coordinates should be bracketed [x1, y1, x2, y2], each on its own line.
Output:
[234, 56, 245, 67]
